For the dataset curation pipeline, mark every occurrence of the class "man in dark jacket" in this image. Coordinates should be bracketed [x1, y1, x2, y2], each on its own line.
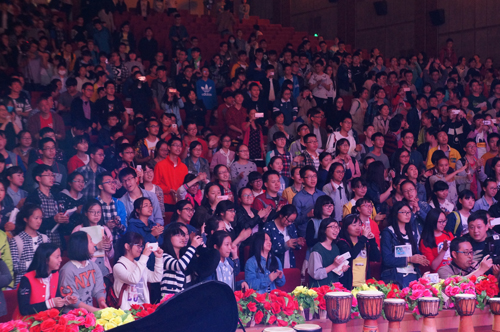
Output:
[70, 82, 99, 128]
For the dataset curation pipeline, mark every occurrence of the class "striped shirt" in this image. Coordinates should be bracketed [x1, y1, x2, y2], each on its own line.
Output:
[161, 246, 196, 295]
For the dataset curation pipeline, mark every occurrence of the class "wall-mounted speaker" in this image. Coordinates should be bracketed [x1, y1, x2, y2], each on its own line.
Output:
[373, 1, 388, 16]
[429, 9, 445, 26]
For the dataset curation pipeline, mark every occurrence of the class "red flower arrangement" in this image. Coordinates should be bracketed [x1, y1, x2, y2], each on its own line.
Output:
[25, 308, 102, 332]
[474, 275, 499, 310]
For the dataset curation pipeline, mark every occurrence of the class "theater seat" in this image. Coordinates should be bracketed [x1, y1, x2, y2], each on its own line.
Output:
[294, 245, 307, 273]
[235, 271, 245, 282]
[164, 212, 173, 225]
[277, 268, 301, 292]
[0, 290, 18, 323]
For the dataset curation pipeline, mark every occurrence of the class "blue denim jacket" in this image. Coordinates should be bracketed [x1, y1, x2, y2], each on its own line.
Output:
[245, 255, 286, 294]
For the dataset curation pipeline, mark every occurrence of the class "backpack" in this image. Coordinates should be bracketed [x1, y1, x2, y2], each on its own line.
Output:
[450, 211, 462, 236]
[104, 262, 127, 309]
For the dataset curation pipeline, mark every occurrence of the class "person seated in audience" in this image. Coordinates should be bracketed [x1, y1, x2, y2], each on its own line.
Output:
[213, 164, 235, 202]
[9, 204, 50, 287]
[126, 197, 164, 270]
[247, 171, 264, 197]
[25, 164, 68, 246]
[25, 138, 68, 193]
[203, 230, 249, 291]
[308, 218, 347, 287]
[113, 231, 163, 310]
[0, 248, 12, 316]
[6, 166, 27, 208]
[183, 143, 210, 187]
[266, 131, 292, 177]
[338, 214, 380, 290]
[57, 78, 80, 112]
[140, 162, 165, 215]
[96, 172, 127, 242]
[119, 167, 164, 225]
[230, 144, 257, 192]
[213, 200, 252, 245]
[13, 243, 77, 319]
[282, 167, 303, 204]
[438, 237, 495, 279]
[305, 195, 334, 248]
[192, 182, 223, 229]
[95, 80, 127, 127]
[236, 187, 270, 234]
[176, 173, 205, 208]
[419, 208, 454, 273]
[161, 88, 184, 127]
[76, 145, 107, 202]
[28, 94, 66, 143]
[13, 131, 37, 170]
[161, 222, 203, 295]
[153, 136, 188, 212]
[245, 231, 286, 293]
[210, 134, 235, 173]
[252, 170, 287, 221]
[56, 172, 85, 233]
[135, 118, 160, 164]
[72, 199, 114, 277]
[59, 231, 107, 313]
[472, 178, 498, 212]
[263, 204, 304, 269]
[181, 120, 210, 160]
[67, 135, 89, 174]
[169, 200, 197, 233]
[381, 201, 429, 288]
[463, 210, 498, 265]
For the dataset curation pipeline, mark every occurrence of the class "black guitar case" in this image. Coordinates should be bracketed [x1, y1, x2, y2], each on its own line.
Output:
[110, 281, 239, 332]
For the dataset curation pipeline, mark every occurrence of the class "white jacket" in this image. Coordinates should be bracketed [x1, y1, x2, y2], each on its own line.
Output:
[113, 255, 163, 310]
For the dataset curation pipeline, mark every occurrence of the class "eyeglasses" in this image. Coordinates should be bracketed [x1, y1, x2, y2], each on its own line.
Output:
[133, 243, 145, 249]
[122, 176, 136, 184]
[88, 210, 102, 216]
[398, 211, 411, 215]
[171, 144, 183, 148]
[327, 224, 339, 230]
[241, 194, 253, 198]
[149, 125, 159, 128]
[456, 250, 473, 256]
[402, 188, 416, 194]
[437, 219, 447, 224]
[102, 180, 116, 186]
[41, 173, 55, 178]
[43, 147, 56, 151]
[226, 209, 236, 213]
[182, 207, 195, 213]
[361, 203, 373, 208]
[304, 175, 317, 179]
[72, 180, 86, 184]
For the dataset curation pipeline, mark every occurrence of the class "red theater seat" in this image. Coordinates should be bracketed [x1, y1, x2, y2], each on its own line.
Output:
[0, 290, 18, 323]
[277, 268, 301, 293]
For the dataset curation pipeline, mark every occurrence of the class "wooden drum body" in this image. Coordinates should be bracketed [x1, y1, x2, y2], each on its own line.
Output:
[356, 291, 385, 332]
[454, 294, 476, 332]
[325, 292, 352, 332]
[418, 297, 440, 332]
[384, 299, 406, 332]
[490, 298, 500, 332]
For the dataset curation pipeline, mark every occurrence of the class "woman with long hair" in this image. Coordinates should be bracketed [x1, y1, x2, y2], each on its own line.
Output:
[380, 201, 429, 287]
[305, 195, 334, 248]
[161, 88, 184, 125]
[308, 218, 346, 287]
[192, 182, 223, 229]
[429, 180, 454, 214]
[327, 96, 348, 131]
[140, 162, 165, 216]
[392, 148, 411, 178]
[9, 204, 50, 287]
[235, 187, 269, 234]
[333, 138, 360, 180]
[57, 172, 86, 234]
[161, 223, 203, 295]
[317, 152, 333, 190]
[214, 200, 252, 247]
[353, 197, 381, 248]
[127, 197, 164, 268]
[58, 231, 107, 312]
[230, 143, 257, 192]
[170, 200, 197, 233]
[210, 134, 235, 172]
[337, 214, 380, 289]
[263, 204, 304, 269]
[366, 161, 393, 213]
[13, 243, 77, 319]
[402, 163, 427, 202]
[213, 164, 235, 202]
[204, 230, 249, 291]
[244, 231, 285, 293]
[113, 232, 163, 310]
[419, 208, 454, 273]
[446, 189, 475, 237]
[72, 199, 114, 276]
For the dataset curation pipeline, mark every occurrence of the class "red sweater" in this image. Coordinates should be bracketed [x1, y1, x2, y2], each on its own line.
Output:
[67, 155, 87, 174]
[153, 157, 188, 204]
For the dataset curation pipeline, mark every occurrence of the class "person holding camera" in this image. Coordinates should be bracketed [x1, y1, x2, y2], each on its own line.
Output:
[437, 237, 496, 279]
[463, 210, 498, 265]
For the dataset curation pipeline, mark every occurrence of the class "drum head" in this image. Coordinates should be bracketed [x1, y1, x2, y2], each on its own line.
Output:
[357, 290, 384, 297]
[455, 294, 475, 299]
[420, 297, 439, 301]
[384, 298, 405, 304]
[325, 291, 351, 297]
[490, 298, 500, 302]
[294, 324, 322, 331]
[263, 328, 296, 332]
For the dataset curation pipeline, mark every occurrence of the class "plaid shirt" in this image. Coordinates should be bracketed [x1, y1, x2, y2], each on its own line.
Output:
[9, 231, 50, 286]
[76, 164, 108, 202]
[297, 150, 319, 170]
[97, 196, 125, 242]
[36, 189, 61, 246]
[268, 149, 291, 178]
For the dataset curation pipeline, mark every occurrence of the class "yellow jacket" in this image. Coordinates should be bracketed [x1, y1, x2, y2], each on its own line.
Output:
[426, 145, 461, 170]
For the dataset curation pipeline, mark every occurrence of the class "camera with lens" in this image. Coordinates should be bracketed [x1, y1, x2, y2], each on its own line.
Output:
[486, 234, 500, 264]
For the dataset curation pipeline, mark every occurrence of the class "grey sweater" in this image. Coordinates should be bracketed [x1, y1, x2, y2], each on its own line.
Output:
[58, 260, 106, 313]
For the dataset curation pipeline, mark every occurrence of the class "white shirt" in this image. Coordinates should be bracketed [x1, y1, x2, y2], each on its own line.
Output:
[309, 73, 332, 99]
[280, 227, 291, 269]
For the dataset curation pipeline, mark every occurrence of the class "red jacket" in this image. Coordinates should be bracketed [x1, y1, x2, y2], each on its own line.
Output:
[13, 270, 59, 319]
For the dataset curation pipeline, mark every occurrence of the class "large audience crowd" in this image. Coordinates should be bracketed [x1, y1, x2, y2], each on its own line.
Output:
[1, 0, 500, 319]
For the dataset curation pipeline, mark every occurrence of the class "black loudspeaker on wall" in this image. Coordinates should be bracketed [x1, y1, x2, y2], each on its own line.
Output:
[373, 1, 388, 16]
[429, 9, 445, 26]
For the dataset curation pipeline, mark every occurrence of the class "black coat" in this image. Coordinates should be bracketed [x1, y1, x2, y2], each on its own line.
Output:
[337, 236, 381, 290]
[70, 97, 99, 127]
